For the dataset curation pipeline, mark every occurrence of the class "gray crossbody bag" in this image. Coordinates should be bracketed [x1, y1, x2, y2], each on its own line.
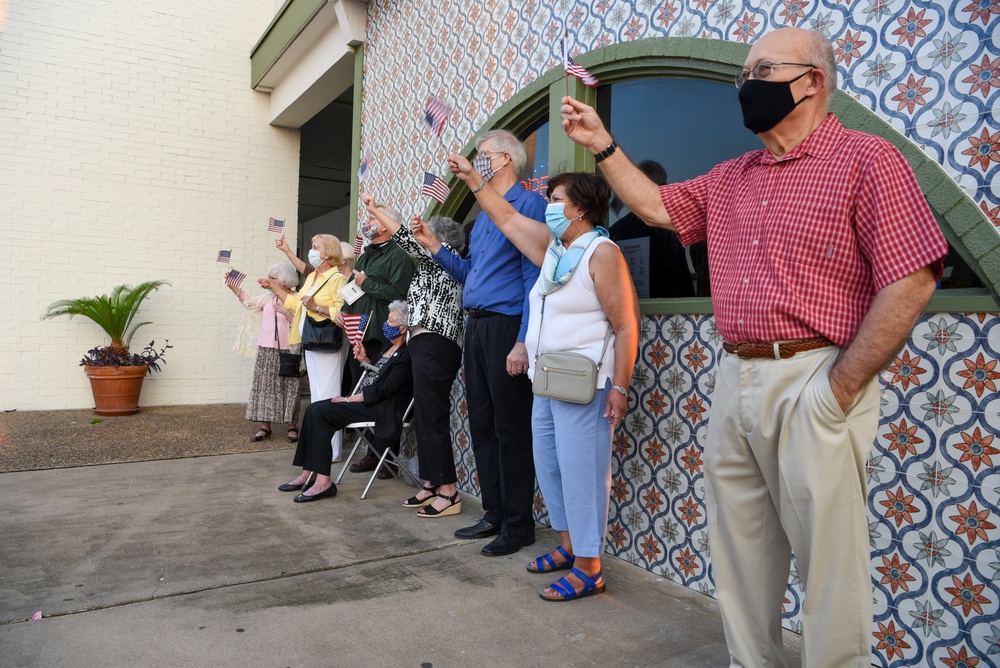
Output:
[531, 294, 613, 404]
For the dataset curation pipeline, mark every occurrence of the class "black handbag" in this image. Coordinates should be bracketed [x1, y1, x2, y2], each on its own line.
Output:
[300, 314, 343, 351]
[299, 274, 343, 352]
[274, 308, 301, 377]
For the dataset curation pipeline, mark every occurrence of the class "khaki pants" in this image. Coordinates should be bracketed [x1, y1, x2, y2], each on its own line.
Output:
[705, 346, 879, 668]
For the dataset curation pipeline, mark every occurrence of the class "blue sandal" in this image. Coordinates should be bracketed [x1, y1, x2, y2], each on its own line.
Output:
[539, 567, 605, 602]
[527, 545, 575, 573]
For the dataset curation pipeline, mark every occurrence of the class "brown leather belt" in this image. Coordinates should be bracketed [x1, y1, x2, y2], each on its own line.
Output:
[722, 337, 833, 360]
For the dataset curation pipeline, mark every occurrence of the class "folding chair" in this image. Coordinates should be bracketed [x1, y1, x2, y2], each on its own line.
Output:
[334, 396, 418, 499]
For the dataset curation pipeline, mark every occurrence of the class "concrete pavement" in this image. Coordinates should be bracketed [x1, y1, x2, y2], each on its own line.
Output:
[0, 449, 802, 667]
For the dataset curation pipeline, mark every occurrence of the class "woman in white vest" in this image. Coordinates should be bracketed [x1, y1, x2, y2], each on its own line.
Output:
[445, 160, 639, 602]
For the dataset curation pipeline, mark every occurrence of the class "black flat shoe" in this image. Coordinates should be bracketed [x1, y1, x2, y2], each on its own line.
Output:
[455, 517, 501, 539]
[251, 427, 272, 442]
[286, 428, 298, 443]
[277, 482, 303, 492]
[481, 532, 535, 557]
[293, 483, 337, 502]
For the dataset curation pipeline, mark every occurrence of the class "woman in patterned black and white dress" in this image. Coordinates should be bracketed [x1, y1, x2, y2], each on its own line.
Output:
[361, 193, 466, 517]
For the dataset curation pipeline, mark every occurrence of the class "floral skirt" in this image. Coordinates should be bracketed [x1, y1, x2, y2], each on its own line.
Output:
[246, 346, 301, 424]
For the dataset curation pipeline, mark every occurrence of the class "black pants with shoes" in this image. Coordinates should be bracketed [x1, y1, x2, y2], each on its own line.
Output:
[464, 313, 535, 540]
[293, 399, 373, 476]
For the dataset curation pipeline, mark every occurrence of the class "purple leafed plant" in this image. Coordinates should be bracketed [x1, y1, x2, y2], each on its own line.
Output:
[80, 340, 172, 373]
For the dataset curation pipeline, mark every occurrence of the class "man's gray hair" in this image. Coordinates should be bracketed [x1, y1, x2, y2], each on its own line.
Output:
[268, 262, 299, 289]
[475, 130, 527, 174]
[426, 215, 465, 254]
[388, 299, 410, 325]
[804, 30, 838, 107]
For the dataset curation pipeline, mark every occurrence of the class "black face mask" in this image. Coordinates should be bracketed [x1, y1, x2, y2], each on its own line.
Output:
[738, 70, 812, 134]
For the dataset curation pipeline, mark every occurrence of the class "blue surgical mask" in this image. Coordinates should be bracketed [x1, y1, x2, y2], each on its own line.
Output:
[545, 203, 574, 238]
[307, 249, 323, 267]
[382, 321, 403, 341]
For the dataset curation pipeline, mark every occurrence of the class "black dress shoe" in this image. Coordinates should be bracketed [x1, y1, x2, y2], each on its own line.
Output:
[277, 482, 303, 492]
[293, 483, 337, 502]
[481, 532, 536, 557]
[454, 517, 501, 540]
[349, 454, 378, 473]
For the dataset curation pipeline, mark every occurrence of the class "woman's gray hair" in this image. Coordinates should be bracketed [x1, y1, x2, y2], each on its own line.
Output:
[268, 262, 299, 289]
[475, 130, 527, 174]
[426, 215, 465, 254]
[388, 299, 410, 325]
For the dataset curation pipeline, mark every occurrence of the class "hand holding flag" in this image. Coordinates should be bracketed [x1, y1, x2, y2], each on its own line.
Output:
[224, 269, 247, 290]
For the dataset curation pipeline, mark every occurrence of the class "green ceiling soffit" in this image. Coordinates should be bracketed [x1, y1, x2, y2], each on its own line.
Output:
[415, 36, 999, 308]
[250, 0, 327, 89]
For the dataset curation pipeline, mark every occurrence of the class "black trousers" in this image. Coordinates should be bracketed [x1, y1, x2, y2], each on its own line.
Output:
[293, 399, 373, 476]
[408, 331, 463, 486]
[464, 313, 535, 539]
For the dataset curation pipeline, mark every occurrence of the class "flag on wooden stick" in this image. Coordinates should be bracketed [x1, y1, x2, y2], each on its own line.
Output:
[561, 39, 598, 86]
[421, 172, 451, 203]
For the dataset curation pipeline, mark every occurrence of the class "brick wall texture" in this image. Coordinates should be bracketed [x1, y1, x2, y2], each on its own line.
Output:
[0, 0, 301, 410]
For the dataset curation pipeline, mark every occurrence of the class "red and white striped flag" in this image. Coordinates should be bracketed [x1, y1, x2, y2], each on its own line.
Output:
[341, 313, 366, 348]
[216, 249, 231, 263]
[268, 217, 285, 233]
[424, 96, 452, 137]
[352, 234, 365, 256]
[561, 39, 598, 87]
[421, 172, 451, 203]
[224, 269, 246, 290]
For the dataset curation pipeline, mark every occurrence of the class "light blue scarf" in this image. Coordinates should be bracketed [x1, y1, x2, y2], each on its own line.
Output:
[538, 227, 608, 296]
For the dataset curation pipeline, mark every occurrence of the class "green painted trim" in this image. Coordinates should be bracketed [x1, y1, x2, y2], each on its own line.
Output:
[250, 0, 326, 89]
[349, 44, 364, 240]
[548, 78, 595, 174]
[925, 290, 999, 313]
[419, 35, 998, 302]
[640, 298, 714, 315]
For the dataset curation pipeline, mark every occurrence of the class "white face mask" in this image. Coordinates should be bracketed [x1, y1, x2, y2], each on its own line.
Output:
[308, 249, 323, 268]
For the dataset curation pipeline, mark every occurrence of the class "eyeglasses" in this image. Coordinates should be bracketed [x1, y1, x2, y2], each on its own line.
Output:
[735, 61, 816, 88]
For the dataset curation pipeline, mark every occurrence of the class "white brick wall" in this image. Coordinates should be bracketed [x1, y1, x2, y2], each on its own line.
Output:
[0, 0, 301, 410]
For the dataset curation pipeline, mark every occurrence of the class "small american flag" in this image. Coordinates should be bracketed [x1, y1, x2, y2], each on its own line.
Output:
[561, 39, 598, 87]
[358, 151, 371, 182]
[216, 249, 231, 263]
[224, 269, 246, 290]
[424, 96, 452, 137]
[421, 172, 451, 203]
[268, 217, 285, 233]
[352, 233, 365, 256]
[342, 313, 368, 348]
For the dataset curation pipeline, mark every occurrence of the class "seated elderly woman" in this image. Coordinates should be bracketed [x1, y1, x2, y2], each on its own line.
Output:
[443, 157, 639, 601]
[282, 300, 414, 502]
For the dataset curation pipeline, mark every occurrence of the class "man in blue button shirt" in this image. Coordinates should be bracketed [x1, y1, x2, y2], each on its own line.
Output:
[415, 129, 546, 556]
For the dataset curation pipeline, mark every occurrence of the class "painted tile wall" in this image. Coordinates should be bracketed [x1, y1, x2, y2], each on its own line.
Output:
[363, 1, 999, 665]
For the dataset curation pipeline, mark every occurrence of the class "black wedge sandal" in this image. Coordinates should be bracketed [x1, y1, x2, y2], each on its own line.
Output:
[417, 491, 462, 518]
[402, 485, 439, 508]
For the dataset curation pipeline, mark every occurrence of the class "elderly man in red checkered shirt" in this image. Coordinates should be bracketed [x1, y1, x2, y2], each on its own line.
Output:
[562, 27, 948, 668]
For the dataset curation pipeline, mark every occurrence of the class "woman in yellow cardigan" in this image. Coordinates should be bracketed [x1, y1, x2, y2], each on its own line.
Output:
[263, 233, 349, 468]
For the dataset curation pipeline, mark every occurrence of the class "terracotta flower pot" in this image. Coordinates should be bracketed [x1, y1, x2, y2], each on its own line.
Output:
[84, 365, 149, 416]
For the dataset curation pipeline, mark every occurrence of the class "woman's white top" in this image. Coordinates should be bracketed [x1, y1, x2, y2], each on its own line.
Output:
[525, 236, 615, 386]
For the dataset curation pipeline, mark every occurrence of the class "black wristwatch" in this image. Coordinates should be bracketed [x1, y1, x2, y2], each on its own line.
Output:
[593, 139, 618, 164]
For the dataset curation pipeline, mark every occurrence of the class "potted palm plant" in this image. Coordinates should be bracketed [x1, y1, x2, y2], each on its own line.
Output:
[43, 280, 171, 415]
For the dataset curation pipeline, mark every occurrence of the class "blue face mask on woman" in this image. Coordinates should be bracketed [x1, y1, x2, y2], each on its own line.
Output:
[545, 202, 585, 239]
[382, 321, 403, 341]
